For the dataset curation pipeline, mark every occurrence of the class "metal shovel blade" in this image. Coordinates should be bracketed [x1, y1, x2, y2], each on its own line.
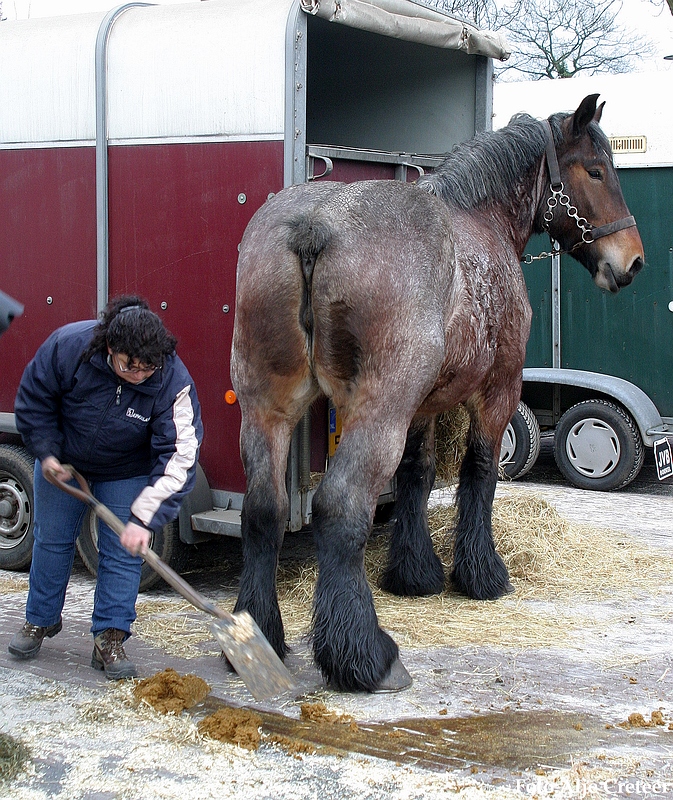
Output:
[211, 612, 295, 701]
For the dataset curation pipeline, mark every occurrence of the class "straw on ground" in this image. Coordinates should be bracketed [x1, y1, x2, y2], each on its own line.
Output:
[132, 491, 673, 658]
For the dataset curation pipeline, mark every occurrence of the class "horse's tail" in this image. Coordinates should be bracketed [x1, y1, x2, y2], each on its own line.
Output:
[286, 214, 332, 337]
[286, 213, 332, 284]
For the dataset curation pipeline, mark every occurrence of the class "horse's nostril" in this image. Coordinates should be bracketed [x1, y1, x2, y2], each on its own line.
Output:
[630, 256, 645, 276]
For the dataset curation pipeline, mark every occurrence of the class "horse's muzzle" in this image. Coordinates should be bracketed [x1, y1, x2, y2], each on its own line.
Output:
[628, 255, 645, 280]
[596, 255, 644, 293]
[617, 255, 645, 289]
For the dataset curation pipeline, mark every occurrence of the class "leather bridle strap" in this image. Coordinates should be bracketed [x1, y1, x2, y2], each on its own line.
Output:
[541, 119, 637, 245]
[583, 215, 637, 243]
[543, 120, 563, 190]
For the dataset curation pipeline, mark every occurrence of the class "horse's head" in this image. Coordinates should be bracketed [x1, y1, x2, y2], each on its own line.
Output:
[542, 95, 644, 293]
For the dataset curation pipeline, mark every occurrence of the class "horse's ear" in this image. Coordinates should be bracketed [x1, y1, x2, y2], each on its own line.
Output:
[572, 94, 601, 136]
[594, 101, 605, 124]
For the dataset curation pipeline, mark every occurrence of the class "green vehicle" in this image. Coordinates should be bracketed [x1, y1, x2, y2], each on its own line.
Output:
[494, 73, 673, 491]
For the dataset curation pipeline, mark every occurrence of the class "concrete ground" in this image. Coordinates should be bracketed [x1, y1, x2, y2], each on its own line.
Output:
[1, 440, 672, 799]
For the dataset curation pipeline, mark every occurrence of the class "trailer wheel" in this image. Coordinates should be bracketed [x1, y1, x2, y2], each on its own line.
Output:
[499, 401, 541, 480]
[0, 444, 35, 571]
[76, 512, 188, 592]
[554, 400, 644, 491]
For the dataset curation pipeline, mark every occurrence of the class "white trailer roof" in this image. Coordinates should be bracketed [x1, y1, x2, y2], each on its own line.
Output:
[0, 0, 291, 146]
[0, 0, 509, 148]
[493, 72, 673, 168]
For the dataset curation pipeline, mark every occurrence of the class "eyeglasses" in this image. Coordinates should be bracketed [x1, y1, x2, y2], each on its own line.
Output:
[113, 353, 158, 374]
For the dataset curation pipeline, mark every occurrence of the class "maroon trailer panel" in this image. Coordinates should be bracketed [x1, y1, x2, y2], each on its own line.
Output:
[107, 139, 284, 493]
[1, 139, 283, 495]
[0, 147, 97, 412]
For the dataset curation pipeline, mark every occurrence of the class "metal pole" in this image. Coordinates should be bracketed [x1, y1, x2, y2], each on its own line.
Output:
[551, 241, 561, 370]
[284, 1, 309, 529]
[95, 3, 154, 315]
[284, 0, 307, 188]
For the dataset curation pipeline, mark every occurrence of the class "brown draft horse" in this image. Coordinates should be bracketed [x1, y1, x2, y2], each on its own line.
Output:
[230, 95, 644, 693]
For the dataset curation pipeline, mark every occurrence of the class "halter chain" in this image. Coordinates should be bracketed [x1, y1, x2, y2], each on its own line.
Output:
[523, 120, 636, 264]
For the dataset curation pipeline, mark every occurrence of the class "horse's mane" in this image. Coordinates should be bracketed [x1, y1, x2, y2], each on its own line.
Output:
[417, 112, 611, 211]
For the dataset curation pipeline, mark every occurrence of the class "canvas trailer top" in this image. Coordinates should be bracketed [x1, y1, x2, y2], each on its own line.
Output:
[0, 0, 508, 574]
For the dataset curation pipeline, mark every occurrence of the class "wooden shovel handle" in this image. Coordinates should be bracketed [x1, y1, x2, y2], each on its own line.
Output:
[45, 466, 234, 623]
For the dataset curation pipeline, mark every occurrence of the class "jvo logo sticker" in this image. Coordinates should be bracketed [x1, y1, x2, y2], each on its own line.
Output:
[653, 437, 673, 481]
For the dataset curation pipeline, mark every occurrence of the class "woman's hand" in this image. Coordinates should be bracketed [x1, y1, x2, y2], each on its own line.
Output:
[41, 456, 71, 483]
[120, 521, 151, 556]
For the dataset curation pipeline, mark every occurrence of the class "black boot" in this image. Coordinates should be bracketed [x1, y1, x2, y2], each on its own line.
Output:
[91, 628, 138, 680]
[8, 620, 62, 659]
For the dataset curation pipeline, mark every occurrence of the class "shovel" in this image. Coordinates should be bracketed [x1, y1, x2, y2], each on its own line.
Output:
[45, 465, 295, 701]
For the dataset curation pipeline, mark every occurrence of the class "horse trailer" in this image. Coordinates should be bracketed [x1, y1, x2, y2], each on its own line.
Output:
[494, 72, 673, 492]
[0, 0, 509, 583]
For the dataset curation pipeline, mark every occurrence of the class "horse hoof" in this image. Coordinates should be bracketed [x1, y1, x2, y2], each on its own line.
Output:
[373, 658, 412, 693]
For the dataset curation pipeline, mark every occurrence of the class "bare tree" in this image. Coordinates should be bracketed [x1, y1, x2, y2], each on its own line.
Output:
[421, 0, 654, 79]
[499, 0, 654, 79]
[415, 0, 519, 29]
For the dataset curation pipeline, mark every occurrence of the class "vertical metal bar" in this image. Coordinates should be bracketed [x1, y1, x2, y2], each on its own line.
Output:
[287, 426, 303, 531]
[551, 243, 561, 370]
[284, 1, 308, 529]
[551, 242, 562, 423]
[95, 3, 153, 315]
[284, 0, 307, 188]
[474, 55, 493, 134]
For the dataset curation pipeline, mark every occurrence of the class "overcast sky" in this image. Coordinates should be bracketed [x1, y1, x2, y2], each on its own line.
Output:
[3, 0, 673, 66]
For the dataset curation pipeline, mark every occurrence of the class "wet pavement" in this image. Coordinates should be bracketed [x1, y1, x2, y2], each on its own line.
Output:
[1, 443, 673, 798]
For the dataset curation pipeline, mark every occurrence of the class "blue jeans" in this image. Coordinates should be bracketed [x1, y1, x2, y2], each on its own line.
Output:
[25, 463, 147, 637]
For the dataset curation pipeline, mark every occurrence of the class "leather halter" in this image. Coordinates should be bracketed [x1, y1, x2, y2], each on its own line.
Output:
[540, 119, 636, 249]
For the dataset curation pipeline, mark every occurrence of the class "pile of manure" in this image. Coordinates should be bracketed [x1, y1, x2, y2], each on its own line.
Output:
[617, 710, 670, 729]
[197, 708, 262, 750]
[300, 701, 357, 729]
[133, 668, 210, 714]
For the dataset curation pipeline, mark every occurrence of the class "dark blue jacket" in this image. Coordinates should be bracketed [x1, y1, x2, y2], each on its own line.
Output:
[15, 320, 203, 533]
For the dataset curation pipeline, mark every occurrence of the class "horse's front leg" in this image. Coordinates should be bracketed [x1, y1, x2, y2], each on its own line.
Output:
[311, 422, 411, 692]
[380, 415, 445, 596]
[234, 414, 294, 660]
[451, 408, 513, 601]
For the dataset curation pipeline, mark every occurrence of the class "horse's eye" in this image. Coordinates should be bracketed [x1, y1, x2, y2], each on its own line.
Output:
[587, 169, 603, 180]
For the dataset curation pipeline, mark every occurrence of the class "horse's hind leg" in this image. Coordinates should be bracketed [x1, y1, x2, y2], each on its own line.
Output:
[380, 415, 445, 596]
[233, 412, 296, 659]
[311, 419, 411, 692]
[451, 400, 513, 600]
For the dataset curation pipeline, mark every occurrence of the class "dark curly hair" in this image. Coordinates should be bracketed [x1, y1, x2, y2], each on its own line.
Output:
[81, 295, 177, 367]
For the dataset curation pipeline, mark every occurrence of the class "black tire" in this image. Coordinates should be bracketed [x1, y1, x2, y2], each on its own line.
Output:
[499, 401, 541, 480]
[553, 399, 644, 491]
[76, 512, 188, 592]
[0, 444, 35, 571]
